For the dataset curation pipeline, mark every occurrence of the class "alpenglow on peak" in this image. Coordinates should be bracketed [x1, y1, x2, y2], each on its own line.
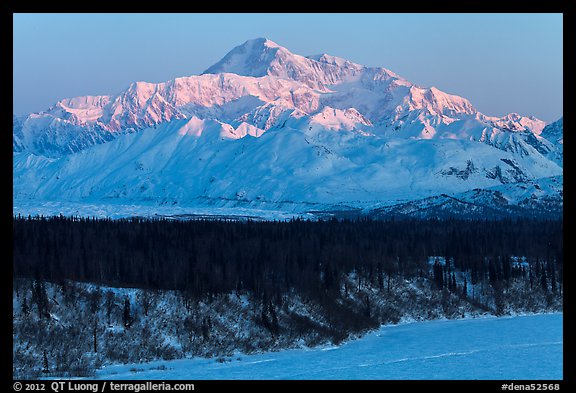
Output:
[13, 37, 562, 219]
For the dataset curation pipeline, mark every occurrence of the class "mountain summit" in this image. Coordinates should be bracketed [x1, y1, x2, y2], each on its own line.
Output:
[203, 37, 367, 89]
[13, 38, 563, 219]
[203, 38, 286, 77]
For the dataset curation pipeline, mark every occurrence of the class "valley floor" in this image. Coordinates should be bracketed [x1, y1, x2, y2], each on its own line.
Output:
[12, 199, 310, 221]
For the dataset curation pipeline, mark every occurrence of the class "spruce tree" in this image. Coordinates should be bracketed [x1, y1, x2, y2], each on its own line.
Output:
[123, 297, 132, 329]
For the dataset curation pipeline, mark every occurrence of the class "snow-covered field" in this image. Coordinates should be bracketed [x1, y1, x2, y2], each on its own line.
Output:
[93, 313, 562, 380]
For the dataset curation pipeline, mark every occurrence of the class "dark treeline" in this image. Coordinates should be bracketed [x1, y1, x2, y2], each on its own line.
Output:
[13, 216, 563, 301]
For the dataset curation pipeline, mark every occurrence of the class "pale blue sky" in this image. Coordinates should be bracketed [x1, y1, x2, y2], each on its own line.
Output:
[13, 13, 563, 122]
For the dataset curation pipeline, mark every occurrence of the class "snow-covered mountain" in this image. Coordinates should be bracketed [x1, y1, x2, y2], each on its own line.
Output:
[541, 117, 563, 145]
[13, 38, 563, 218]
[537, 117, 563, 166]
[371, 176, 563, 219]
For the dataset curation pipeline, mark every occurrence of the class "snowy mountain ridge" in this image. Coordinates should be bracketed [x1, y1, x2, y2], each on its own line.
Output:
[13, 38, 563, 218]
[14, 38, 553, 156]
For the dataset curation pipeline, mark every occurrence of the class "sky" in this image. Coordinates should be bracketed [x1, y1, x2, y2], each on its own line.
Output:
[13, 13, 563, 122]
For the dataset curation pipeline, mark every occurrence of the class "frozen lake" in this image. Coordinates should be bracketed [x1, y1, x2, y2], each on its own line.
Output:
[94, 313, 562, 380]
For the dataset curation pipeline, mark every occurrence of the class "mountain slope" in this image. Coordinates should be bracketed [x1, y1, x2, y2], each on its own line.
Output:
[370, 176, 563, 219]
[13, 117, 562, 209]
[541, 117, 563, 145]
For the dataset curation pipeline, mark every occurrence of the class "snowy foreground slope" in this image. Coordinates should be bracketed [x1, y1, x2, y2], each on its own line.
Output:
[13, 38, 563, 218]
[93, 313, 562, 380]
[14, 258, 562, 380]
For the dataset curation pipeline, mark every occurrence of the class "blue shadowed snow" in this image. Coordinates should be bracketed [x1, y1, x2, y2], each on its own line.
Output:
[93, 313, 562, 380]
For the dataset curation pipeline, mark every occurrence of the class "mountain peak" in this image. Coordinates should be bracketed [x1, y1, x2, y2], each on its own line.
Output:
[202, 37, 289, 77]
[203, 38, 368, 89]
[232, 37, 284, 52]
[248, 37, 281, 48]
